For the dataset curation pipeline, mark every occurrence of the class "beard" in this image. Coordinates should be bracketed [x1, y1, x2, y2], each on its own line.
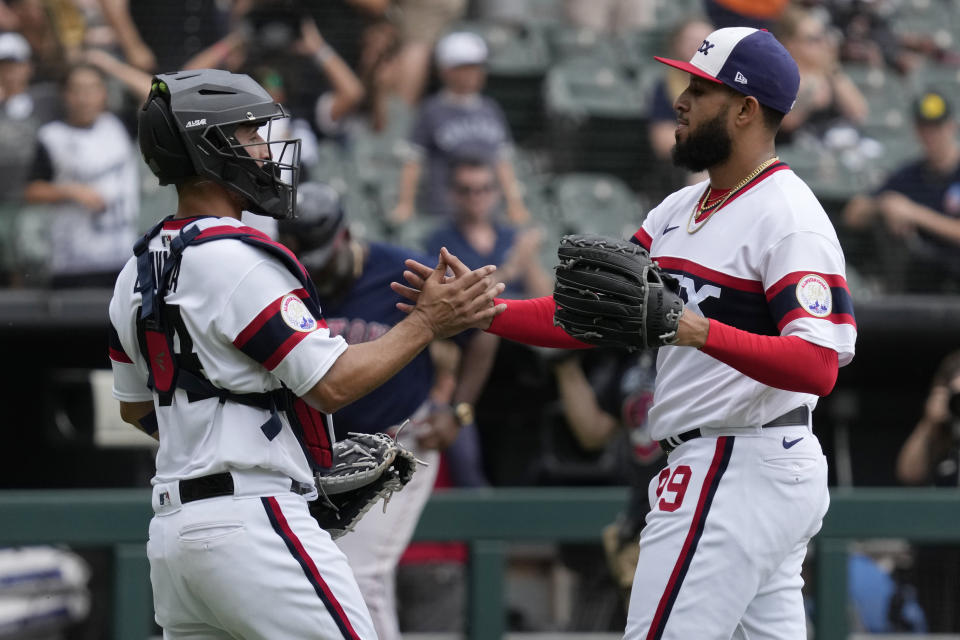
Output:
[671, 109, 733, 172]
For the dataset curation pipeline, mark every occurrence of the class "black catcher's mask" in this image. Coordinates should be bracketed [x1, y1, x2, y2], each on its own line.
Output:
[138, 69, 301, 220]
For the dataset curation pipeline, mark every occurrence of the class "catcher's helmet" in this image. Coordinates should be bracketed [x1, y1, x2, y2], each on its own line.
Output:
[277, 182, 347, 272]
[138, 69, 301, 219]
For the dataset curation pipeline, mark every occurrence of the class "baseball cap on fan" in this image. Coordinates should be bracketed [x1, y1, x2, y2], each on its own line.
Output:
[435, 31, 488, 69]
[0, 32, 30, 63]
[913, 90, 952, 125]
[655, 27, 800, 114]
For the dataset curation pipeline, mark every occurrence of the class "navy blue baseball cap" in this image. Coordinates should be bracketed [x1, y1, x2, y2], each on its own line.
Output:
[655, 27, 800, 114]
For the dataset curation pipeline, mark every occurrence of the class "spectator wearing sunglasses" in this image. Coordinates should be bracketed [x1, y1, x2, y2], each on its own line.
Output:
[426, 158, 551, 298]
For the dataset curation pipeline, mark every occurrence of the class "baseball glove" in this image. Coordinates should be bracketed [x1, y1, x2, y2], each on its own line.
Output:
[309, 431, 418, 540]
[553, 234, 684, 350]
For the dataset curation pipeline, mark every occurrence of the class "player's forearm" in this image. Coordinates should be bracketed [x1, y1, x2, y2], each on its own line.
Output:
[553, 359, 618, 450]
[841, 194, 876, 229]
[896, 420, 938, 485]
[487, 297, 592, 349]
[23, 181, 80, 205]
[305, 315, 435, 413]
[452, 331, 499, 405]
[700, 320, 838, 396]
[98, 0, 147, 55]
[494, 158, 524, 209]
[396, 160, 422, 207]
[119, 400, 159, 440]
[912, 205, 960, 244]
[314, 45, 365, 122]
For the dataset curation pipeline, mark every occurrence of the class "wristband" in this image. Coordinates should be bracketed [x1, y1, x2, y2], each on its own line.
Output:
[454, 402, 475, 426]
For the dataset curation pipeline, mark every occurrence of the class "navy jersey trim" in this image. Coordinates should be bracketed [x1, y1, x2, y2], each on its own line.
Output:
[261, 497, 362, 640]
[648, 437, 735, 639]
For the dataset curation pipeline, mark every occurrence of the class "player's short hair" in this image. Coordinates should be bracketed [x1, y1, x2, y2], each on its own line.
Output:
[716, 83, 785, 132]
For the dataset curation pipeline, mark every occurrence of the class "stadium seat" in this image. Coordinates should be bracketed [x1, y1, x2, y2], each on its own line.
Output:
[545, 57, 646, 119]
[547, 25, 621, 66]
[455, 21, 553, 142]
[551, 173, 644, 239]
[544, 58, 650, 188]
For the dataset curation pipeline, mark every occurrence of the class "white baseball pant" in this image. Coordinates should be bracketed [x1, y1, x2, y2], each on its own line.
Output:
[625, 425, 829, 639]
[335, 424, 440, 640]
[149, 468, 378, 639]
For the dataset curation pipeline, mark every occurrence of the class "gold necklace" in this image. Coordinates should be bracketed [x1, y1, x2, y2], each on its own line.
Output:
[687, 157, 779, 234]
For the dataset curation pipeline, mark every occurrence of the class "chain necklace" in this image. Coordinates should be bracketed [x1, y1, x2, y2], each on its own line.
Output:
[687, 157, 779, 234]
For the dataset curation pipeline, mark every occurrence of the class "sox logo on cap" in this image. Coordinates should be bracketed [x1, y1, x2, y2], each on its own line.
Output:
[655, 27, 800, 114]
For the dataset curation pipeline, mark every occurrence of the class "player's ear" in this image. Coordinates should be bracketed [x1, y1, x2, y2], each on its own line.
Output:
[736, 95, 762, 126]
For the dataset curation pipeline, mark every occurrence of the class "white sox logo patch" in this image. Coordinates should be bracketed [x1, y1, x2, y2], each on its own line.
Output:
[795, 274, 832, 317]
[280, 295, 318, 332]
[676, 275, 720, 314]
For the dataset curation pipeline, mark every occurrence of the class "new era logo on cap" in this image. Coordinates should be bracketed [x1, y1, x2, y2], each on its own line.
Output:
[654, 27, 799, 114]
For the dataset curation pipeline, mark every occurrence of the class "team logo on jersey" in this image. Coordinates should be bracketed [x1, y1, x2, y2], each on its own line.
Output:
[280, 295, 318, 332]
[795, 274, 832, 317]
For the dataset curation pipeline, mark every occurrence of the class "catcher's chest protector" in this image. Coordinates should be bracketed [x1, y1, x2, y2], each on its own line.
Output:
[133, 217, 334, 469]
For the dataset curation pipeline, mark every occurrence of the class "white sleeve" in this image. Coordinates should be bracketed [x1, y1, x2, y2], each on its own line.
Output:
[108, 294, 152, 402]
[761, 231, 857, 366]
[217, 259, 348, 397]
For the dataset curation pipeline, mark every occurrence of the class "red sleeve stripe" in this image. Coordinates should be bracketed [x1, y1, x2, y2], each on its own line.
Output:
[262, 331, 313, 371]
[234, 290, 325, 371]
[777, 308, 858, 332]
[234, 293, 288, 349]
[765, 271, 850, 300]
[109, 347, 133, 364]
[233, 290, 313, 348]
[633, 228, 653, 251]
[108, 324, 133, 363]
[654, 257, 764, 293]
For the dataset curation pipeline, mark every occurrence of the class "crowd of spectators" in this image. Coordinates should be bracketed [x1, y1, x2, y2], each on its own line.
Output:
[2, 0, 960, 635]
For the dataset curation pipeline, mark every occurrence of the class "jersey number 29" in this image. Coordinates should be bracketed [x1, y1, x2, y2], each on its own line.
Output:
[655, 465, 692, 512]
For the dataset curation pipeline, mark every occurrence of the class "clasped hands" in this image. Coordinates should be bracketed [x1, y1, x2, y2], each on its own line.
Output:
[394, 247, 507, 337]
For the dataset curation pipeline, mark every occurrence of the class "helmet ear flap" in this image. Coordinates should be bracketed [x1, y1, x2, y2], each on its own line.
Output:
[139, 94, 196, 185]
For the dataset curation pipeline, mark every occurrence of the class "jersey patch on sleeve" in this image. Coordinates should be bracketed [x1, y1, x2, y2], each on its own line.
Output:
[795, 274, 832, 317]
[280, 294, 319, 332]
[234, 289, 328, 371]
[766, 271, 856, 332]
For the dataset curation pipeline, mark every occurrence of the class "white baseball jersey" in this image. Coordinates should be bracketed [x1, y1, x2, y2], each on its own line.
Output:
[109, 216, 347, 487]
[633, 162, 857, 440]
[110, 215, 378, 640]
[37, 113, 139, 275]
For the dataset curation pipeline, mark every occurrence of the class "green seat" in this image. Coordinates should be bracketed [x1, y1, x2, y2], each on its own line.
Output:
[544, 57, 646, 119]
[454, 21, 552, 77]
[547, 25, 620, 65]
[551, 173, 644, 238]
[909, 64, 960, 108]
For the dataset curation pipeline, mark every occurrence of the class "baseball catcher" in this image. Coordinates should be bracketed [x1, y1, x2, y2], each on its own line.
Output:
[553, 234, 684, 350]
[310, 430, 419, 539]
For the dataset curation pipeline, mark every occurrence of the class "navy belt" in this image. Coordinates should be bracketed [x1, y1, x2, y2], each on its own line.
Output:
[658, 406, 810, 454]
[178, 472, 311, 504]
